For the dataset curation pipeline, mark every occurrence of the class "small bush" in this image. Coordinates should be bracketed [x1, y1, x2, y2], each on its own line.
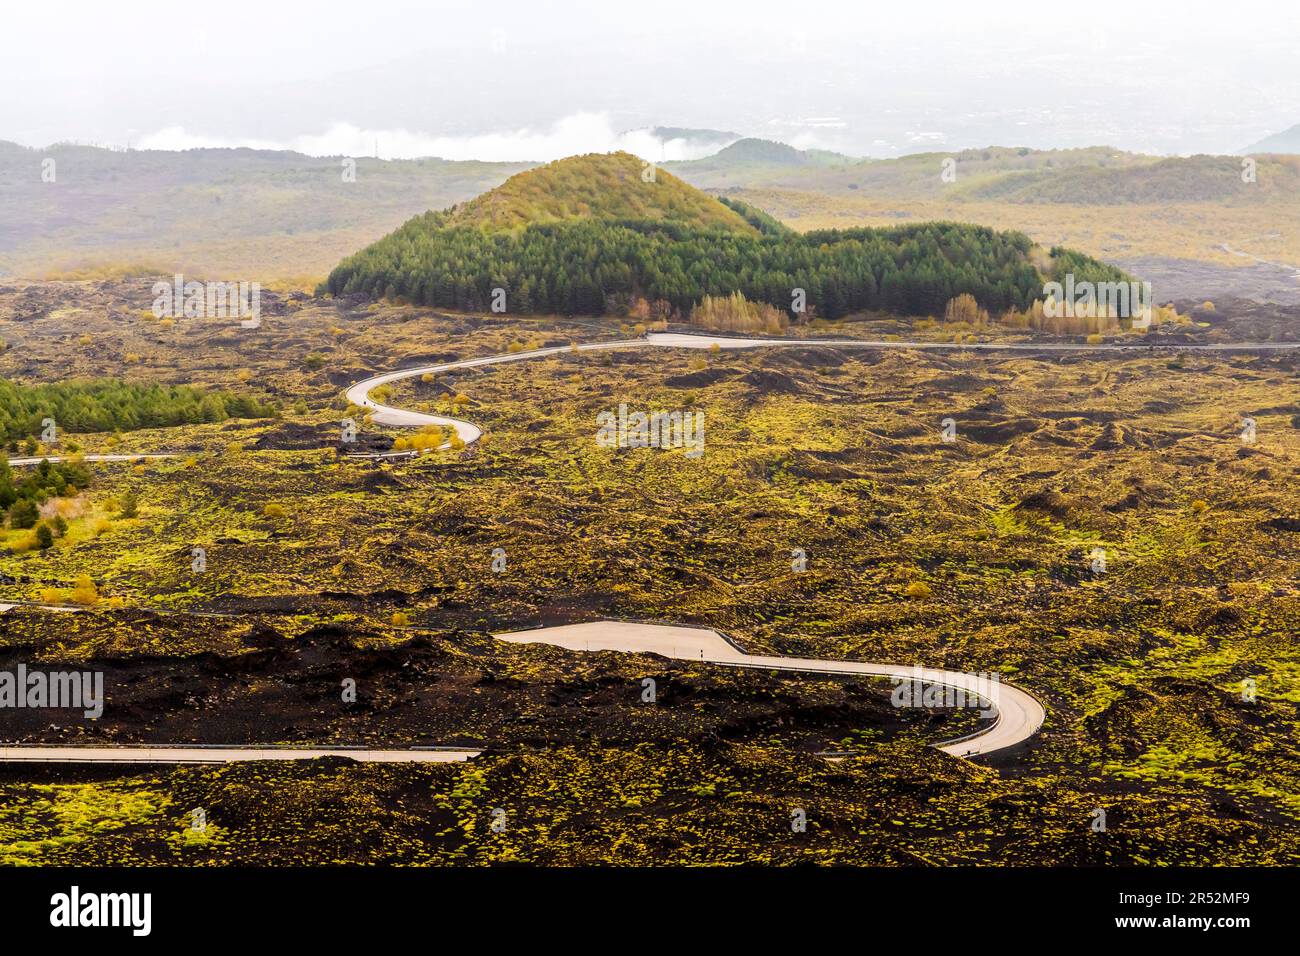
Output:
[70, 575, 99, 606]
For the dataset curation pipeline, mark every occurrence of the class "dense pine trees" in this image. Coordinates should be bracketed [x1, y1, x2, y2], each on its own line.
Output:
[0, 379, 277, 448]
[326, 212, 1127, 321]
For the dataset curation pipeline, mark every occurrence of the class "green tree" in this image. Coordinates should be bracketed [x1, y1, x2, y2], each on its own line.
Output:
[9, 499, 38, 529]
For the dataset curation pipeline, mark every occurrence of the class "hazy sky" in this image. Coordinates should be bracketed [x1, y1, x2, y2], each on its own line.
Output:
[5, 0, 1298, 158]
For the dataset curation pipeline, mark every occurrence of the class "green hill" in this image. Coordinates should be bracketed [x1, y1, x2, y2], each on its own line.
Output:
[441, 152, 757, 233]
[668, 137, 855, 179]
[325, 152, 1128, 320]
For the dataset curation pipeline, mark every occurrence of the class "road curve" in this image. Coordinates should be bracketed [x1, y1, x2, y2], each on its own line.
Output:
[344, 330, 1300, 447]
[343, 332, 1058, 757]
[496, 621, 1043, 757]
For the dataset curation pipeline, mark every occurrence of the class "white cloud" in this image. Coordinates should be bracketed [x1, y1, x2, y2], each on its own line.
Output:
[134, 113, 738, 163]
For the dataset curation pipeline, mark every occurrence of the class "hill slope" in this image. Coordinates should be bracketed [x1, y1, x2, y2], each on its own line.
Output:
[441, 152, 756, 233]
[0, 140, 534, 282]
[1242, 124, 1300, 154]
[325, 152, 1128, 320]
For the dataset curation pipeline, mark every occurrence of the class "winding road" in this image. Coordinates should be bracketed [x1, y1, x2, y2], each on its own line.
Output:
[35, 327, 1293, 764]
[497, 621, 1043, 757]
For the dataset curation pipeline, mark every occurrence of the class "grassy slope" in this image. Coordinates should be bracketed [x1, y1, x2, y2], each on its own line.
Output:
[442, 151, 757, 233]
[0, 140, 534, 283]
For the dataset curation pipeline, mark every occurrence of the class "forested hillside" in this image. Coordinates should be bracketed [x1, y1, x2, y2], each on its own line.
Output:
[325, 153, 1128, 319]
[0, 379, 277, 447]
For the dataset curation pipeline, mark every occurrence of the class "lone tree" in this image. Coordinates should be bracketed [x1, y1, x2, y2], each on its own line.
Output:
[9, 499, 38, 529]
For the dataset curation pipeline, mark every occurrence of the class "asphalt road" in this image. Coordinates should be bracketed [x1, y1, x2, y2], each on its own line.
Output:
[496, 621, 1044, 757]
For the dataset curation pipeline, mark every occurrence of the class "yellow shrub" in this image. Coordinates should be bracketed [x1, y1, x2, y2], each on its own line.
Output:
[70, 575, 99, 606]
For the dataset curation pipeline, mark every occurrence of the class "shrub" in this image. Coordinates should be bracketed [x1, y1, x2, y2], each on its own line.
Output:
[943, 293, 989, 327]
[70, 575, 99, 605]
[904, 581, 934, 599]
[35, 523, 53, 550]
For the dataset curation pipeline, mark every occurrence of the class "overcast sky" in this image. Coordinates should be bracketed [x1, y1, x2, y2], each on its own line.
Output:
[5, 0, 1298, 159]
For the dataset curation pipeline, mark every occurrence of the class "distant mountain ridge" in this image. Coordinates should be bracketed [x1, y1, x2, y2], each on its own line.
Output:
[1241, 124, 1300, 155]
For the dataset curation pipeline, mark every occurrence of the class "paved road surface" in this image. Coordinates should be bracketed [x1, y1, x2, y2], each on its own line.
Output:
[496, 621, 1043, 757]
[0, 745, 479, 764]
[7, 453, 175, 467]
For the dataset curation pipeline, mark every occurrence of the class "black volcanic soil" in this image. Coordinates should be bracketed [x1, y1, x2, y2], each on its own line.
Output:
[0, 616, 983, 756]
